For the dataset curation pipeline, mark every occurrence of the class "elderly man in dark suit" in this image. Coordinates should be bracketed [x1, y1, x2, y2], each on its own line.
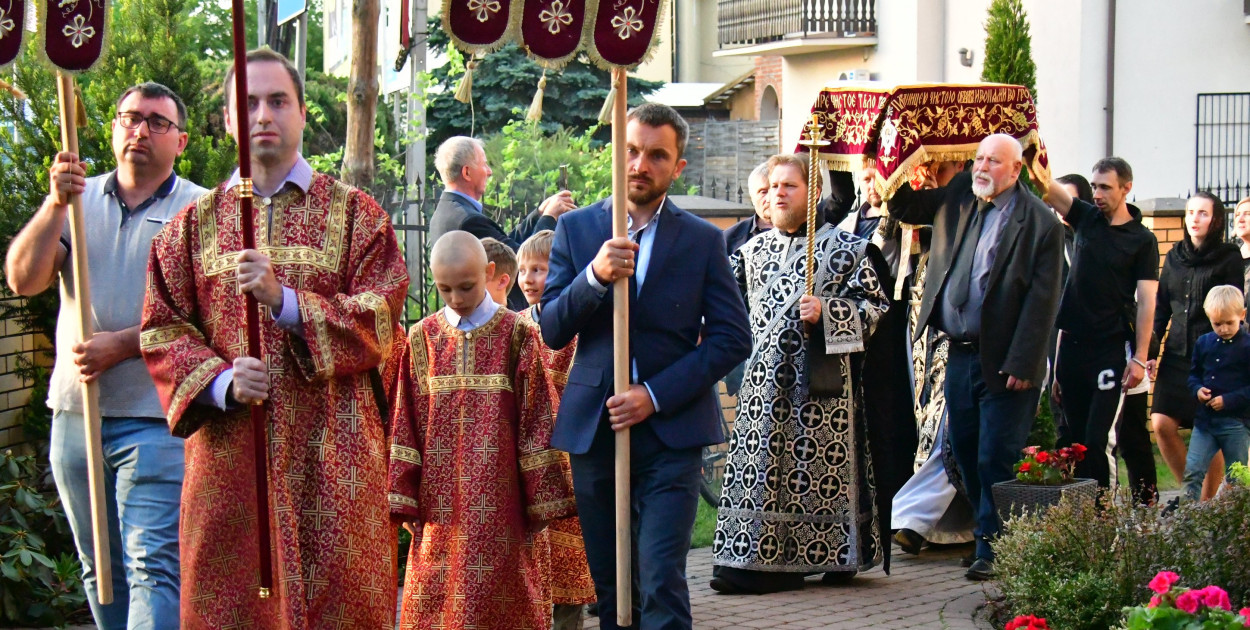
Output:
[429, 136, 576, 308]
[877, 134, 1064, 581]
[541, 103, 751, 629]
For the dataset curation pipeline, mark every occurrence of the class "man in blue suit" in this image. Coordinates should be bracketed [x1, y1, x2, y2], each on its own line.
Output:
[540, 103, 751, 629]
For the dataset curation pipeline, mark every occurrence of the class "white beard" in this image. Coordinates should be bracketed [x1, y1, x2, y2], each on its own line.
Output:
[971, 177, 996, 199]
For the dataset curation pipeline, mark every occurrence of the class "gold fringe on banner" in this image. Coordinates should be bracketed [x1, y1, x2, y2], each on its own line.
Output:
[597, 82, 616, 125]
[454, 58, 478, 104]
[526, 70, 547, 122]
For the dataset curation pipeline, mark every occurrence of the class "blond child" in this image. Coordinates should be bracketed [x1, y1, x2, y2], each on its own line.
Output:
[1185, 284, 1250, 501]
[518, 230, 596, 630]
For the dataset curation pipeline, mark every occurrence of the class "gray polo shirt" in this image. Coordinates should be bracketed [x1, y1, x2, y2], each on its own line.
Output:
[49, 171, 207, 418]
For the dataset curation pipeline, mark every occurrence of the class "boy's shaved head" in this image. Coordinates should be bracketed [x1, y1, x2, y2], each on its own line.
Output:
[431, 231, 488, 270]
[432, 231, 489, 317]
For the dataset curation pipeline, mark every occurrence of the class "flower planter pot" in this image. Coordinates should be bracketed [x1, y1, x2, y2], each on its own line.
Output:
[991, 478, 1098, 525]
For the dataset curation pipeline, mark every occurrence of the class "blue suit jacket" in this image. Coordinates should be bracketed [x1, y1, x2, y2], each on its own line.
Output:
[540, 198, 752, 455]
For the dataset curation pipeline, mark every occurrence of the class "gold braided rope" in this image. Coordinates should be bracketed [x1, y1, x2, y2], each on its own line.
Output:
[237, 177, 254, 199]
[799, 115, 830, 296]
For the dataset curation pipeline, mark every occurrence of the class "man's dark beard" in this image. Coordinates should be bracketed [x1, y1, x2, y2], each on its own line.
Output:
[627, 179, 668, 206]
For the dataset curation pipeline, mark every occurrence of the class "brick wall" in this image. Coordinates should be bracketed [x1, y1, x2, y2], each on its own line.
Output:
[1138, 197, 1187, 268]
[0, 294, 39, 449]
[754, 56, 783, 114]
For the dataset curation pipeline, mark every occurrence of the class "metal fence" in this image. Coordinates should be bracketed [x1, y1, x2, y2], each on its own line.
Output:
[383, 180, 552, 329]
[683, 119, 780, 203]
[1195, 92, 1250, 208]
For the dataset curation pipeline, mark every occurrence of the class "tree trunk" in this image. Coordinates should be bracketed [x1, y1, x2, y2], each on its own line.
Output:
[343, 0, 379, 188]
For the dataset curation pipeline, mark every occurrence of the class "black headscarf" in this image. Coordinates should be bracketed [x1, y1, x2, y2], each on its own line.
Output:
[1172, 192, 1238, 267]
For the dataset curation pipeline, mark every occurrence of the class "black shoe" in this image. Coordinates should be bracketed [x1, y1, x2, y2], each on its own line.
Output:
[893, 528, 924, 555]
[960, 553, 976, 568]
[1161, 496, 1181, 517]
[821, 571, 857, 585]
[965, 558, 995, 581]
[710, 577, 751, 595]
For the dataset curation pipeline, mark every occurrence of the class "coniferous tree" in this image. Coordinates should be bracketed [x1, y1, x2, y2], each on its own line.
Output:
[981, 0, 1037, 103]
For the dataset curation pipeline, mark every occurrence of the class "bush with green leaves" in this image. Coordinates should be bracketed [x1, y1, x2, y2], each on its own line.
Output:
[994, 485, 1250, 630]
[0, 449, 87, 625]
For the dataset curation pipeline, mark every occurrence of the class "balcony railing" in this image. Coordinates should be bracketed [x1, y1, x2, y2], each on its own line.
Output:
[718, 0, 875, 49]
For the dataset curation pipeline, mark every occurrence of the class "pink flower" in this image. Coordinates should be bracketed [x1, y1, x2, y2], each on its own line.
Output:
[1196, 585, 1231, 611]
[1237, 606, 1249, 624]
[1175, 590, 1201, 614]
[1148, 596, 1161, 608]
[1148, 571, 1181, 594]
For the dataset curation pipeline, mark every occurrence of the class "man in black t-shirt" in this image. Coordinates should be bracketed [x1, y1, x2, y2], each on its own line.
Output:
[1047, 157, 1160, 488]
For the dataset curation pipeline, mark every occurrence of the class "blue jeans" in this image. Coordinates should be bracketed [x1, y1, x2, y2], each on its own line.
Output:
[49, 412, 184, 630]
[945, 345, 1039, 561]
[1183, 418, 1250, 501]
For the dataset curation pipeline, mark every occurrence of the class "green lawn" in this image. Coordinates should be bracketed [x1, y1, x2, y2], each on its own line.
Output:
[691, 494, 718, 549]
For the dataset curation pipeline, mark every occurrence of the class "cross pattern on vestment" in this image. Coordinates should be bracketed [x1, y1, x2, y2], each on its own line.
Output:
[280, 263, 321, 293]
[766, 467, 781, 489]
[466, 552, 491, 583]
[779, 330, 803, 354]
[309, 428, 338, 462]
[494, 533, 513, 555]
[227, 327, 248, 363]
[830, 250, 854, 273]
[800, 405, 823, 427]
[769, 433, 786, 454]
[479, 435, 500, 461]
[819, 475, 839, 497]
[227, 502, 256, 533]
[222, 608, 255, 630]
[270, 429, 287, 462]
[338, 466, 366, 500]
[208, 543, 239, 572]
[213, 443, 243, 470]
[795, 438, 816, 460]
[830, 300, 852, 320]
[732, 535, 750, 555]
[184, 520, 204, 540]
[189, 583, 217, 607]
[428, 436, 453, 468]
[303, 496, 338, 530]
[325, 604, 353, 630]
[363, 507, 384, 531]
[334, 533, 363, 563]
[761, 537, 778, 557]
[304, 564, 330, 598]
[195, 485, 222, 504]
[337, 400, 363, 433]
[807, 542, 829, 564]
[469, 495, 496, 524]
[744, 431, 760, 452]
[362, 572, 385, 606]
[787, 471, 811, 494]
[433, 495, 454, 520]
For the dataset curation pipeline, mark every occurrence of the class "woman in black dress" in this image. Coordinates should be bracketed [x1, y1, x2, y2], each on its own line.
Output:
[1148, 192, 1243, 501]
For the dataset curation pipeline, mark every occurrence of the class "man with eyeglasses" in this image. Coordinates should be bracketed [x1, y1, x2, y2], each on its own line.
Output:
[5, 82, 205, 629]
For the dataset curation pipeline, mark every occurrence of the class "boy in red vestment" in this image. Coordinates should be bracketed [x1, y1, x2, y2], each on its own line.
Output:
[519, 229, 597, 629]
[389, 230, 577, 629]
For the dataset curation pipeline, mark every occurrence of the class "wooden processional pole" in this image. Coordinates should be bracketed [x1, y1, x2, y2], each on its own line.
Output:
[56, 73, 112, 606]
[610, 66, 633, 628]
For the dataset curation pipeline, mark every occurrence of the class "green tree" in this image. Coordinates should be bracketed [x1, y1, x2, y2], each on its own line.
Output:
[424, 17, 663, 152]
[981, 0, 1038, 102]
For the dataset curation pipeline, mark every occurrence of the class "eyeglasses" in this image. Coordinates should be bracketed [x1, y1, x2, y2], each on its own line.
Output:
[115, 112, 182, 134]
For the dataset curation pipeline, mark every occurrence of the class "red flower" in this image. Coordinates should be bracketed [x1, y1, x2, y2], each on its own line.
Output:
[1148, 596, 1161, 608]
[1237, 607, 1250, 626]
[1072, 443, 1088, 459]
[1019, 462, 1032, 473]
[1196, 585, 1232, 611]
[1005, 615, 1048, 630]
[1035, 451, 1051, 464]
[1175, 590, 1201, 614]
[1148, 571, 1181, 594]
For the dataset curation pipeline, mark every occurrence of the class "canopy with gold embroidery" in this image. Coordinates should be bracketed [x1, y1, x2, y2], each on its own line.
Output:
[799, 83, 1051, 199]
[0, 0, 25, 68]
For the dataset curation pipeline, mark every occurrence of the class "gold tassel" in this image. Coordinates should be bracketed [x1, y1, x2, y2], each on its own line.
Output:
[0, 78, 26, 101]
[597, 83, 617, 126]
[455, 59, 478, 105]
[74, 84, 87, 128]
[526, 71, 547, 122]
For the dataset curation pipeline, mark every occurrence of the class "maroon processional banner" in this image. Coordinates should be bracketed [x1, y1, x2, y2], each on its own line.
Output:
[443, 0, 662, 69]
[0, 0, 24, 68]
[799, 83, 1051, 199]
[41, 0, 107, 72]
[519, 0, 587, 68]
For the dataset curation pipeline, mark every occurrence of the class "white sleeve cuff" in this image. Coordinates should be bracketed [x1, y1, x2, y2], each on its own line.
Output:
[585, 266, 608, 295]
[273, 286, 305, 338]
